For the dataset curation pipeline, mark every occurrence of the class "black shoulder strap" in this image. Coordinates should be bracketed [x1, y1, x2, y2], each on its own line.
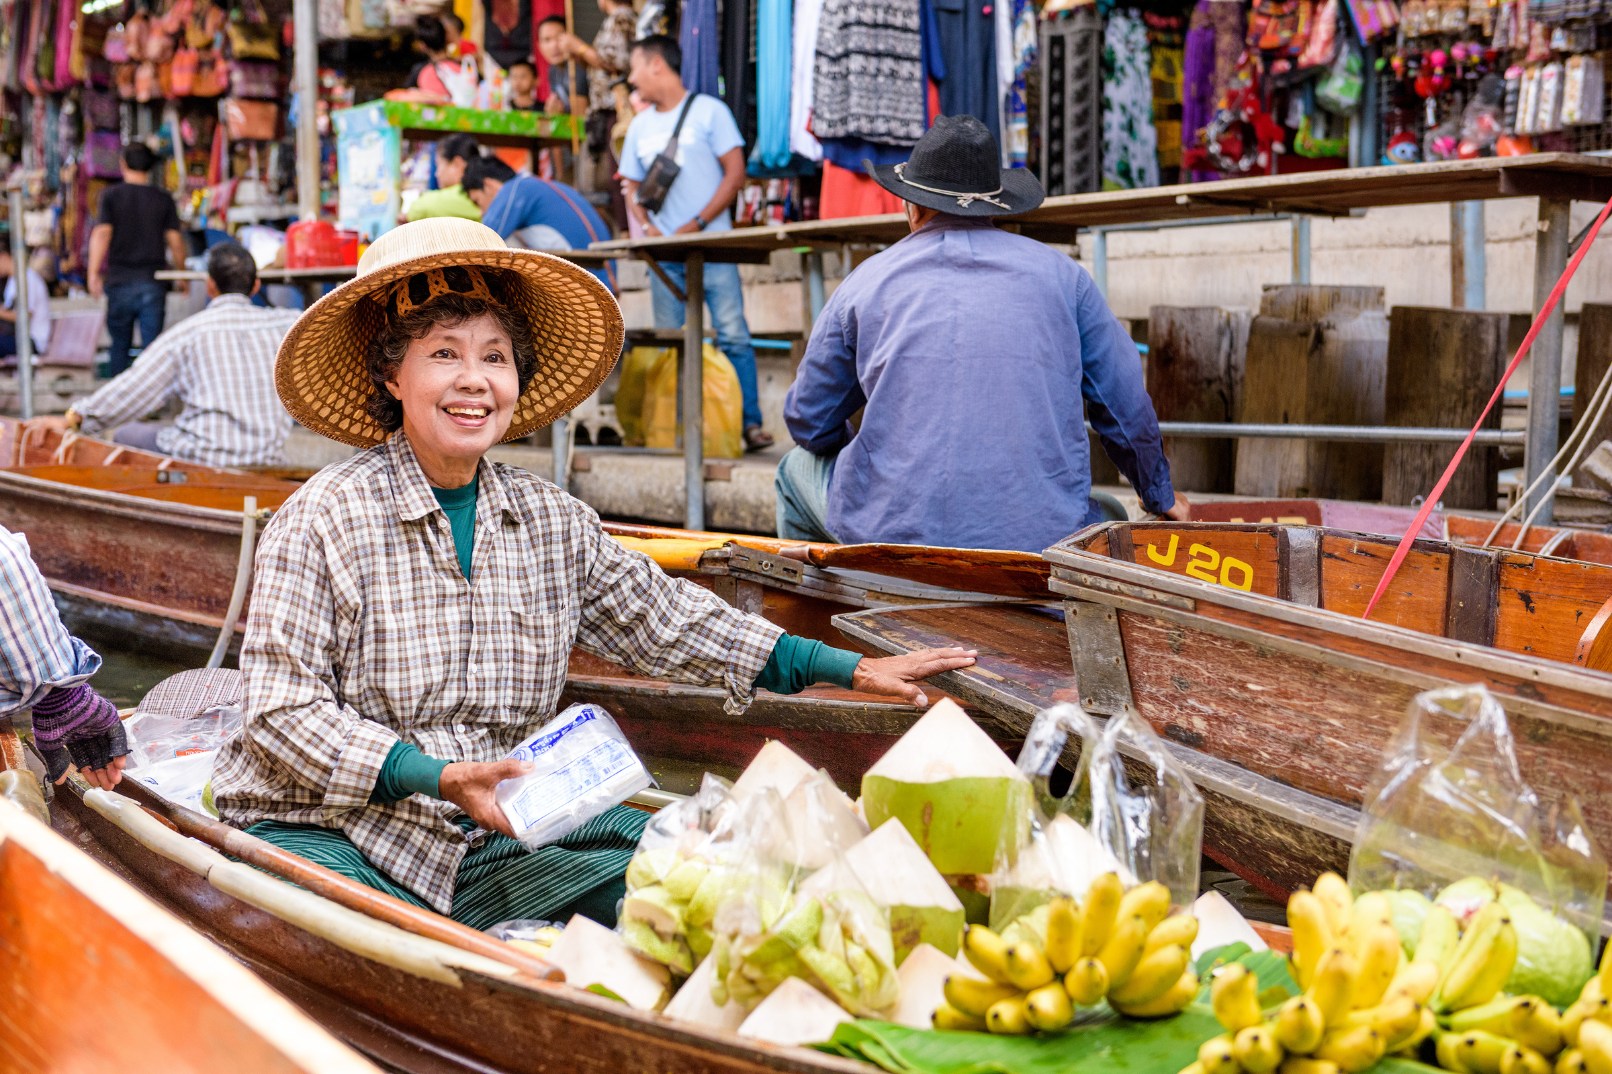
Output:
[667, 93, 697, 152]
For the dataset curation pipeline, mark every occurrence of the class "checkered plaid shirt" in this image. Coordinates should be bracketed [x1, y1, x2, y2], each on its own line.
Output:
[75, 294, 300, 467]
[0, 525, 101, 718]
[211, 434, 784, 913]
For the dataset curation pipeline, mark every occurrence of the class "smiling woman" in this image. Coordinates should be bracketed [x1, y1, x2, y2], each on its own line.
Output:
[208, 218, 977, 929]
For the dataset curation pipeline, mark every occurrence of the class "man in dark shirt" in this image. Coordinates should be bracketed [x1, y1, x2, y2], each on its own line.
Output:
[88, 144, 186, 377]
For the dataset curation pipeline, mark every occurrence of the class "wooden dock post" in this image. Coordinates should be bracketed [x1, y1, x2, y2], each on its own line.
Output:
[1146, 306, 1250, 493]
[1382, 305, 1509, 510]
[1575, 304, 1612, 455]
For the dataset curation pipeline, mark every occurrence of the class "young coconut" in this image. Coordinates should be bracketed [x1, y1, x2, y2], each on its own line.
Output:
[989, 814, 1134, 933]
[731, 740, 819, 803]
[548, 914, 671, 1011]
[732, 741, 866, 870]
[843, 819, 966, 963]
[861, 699, 1031, 877]
[736, 977, 853, 1047]
[663, 953, 746, 1032]
[1190, 890, 1269, 961]
[889, 943, 979, 1030]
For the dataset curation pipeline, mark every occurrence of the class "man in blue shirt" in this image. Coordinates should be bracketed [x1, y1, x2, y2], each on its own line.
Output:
[779, 116, 1190, 554]
[619, 34, 772, 453]
[462, 155, 616, 292]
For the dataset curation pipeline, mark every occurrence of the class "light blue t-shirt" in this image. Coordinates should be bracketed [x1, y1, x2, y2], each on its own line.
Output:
[619, 92, 744, 234]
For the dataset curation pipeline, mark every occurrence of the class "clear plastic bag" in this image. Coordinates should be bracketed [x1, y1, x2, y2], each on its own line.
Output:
[1348, 685, 1605, 1005]
[493, 704, 653, 850]
[1087, 706, 1204, 910]
[123, 703, 243, 815]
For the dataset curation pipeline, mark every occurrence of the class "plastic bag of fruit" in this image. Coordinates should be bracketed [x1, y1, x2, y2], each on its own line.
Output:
[1348, 683, 1606, 1009]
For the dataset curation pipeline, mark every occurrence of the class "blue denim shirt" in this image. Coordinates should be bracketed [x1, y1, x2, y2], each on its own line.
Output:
[784, 217, 1175, 553]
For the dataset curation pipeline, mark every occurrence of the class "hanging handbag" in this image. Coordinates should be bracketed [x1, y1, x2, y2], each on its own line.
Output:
[229, 59, 280, 98]
[84, 86, 121, 130]
[85, 130, 124, 178]
[224, 98, 280, 140]
[171, 47, 197, 95]
[634, 93, 696, 214]
[104, 23, 131, 64]
[226, 19, 281, 60]
[192, 48, 228, 96]
[188, 2, 225, 48]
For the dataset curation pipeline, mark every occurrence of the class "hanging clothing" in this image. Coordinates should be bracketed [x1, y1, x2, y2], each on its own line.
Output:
[1182, 0, 1247, 181]
[813, 0, 926, 146]
[483, 0, 535, 69]
[721, 0, 755, 151]
[680, 0, 722, 98]
[752, 0, 795, 172]
[790, 0, 826, 162]
[934, 0, 999, 142]
[1101, 9, 1159, 190]
[819, 159, 905, 219]
[1148, 12, 1187, 181]
[1003, 0, 1037, 168]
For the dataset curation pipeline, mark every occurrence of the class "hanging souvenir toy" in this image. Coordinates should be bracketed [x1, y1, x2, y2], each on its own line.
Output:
[1185, 59, 1286, 176]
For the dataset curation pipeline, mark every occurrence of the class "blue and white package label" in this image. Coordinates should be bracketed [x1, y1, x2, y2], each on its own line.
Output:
[494, 703, 653, 848]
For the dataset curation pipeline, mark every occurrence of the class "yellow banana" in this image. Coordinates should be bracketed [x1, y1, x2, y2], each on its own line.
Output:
[1511, 998, 1565, 1058]
[943, 974, 1022, 1019]
[1308, 948, 1360, 1027]
[1348, 892, 1394, 941]
[1585, 979, 1607, 1007]
[1349, 923, 1403, 1010]
[1399, 1007, 1439, 1054]
[1562, 997, 1609, 1049]
[986, 994, 1032, 1036]
[963, 925, 1017, 986]
[1179, 1063, 1210, 1074]
[1280, 1059, 1341, 1074]
[1120, 881, 1174, 933]
[1275, 995, 1328, 1054]
[1064, 957, 1110, 1006]
[1313, 873, 1354, 939]
[1045, 897, 1082, 975]
[1005, 941, 1057, 991]
[1097, 913, 1153, 991]
[1081, 872, 1125, 957]
[1417, 905, 1464, 972]
[1213, 963, 1266, 1032]
[1439, 1031, 1476, 1074]
[1344, 994, 1420, 1049]
[1447, 995, 1535, 1035]
[1599, 937, 1612, 998]
[1025, 981, 1075, 1032]
[1503, 1045, 1556, 1074]
[1200, 1033, 1242, 1074]
[1111, 944, 1191, 1007]
[1387, 959, 1442, 1005]
[1576, 1019, 1612, 1074]
[1147, 913, 1201, 956]
[1289, 890, 1334, 990]
[1236, 1025, 1287, 1074]
[1315, 1025, 1385, 1073]
[1435, 904, 1517, 1014]
[933, 1001, 988, 1032]
[1559, 1050, 1590, 1074]
[1113, 970, 1199, 1018]
[1457, 1030, 1517, 1074]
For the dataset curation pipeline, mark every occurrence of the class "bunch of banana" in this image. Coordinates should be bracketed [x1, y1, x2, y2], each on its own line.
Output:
[1181, 873, 1437, 1074]
[933, 875, 1201, 1034]
[1544, 939, 1612, 1074]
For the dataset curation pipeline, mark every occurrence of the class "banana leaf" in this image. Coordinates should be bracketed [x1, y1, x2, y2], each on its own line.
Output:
[818, 946, 1435, 1074]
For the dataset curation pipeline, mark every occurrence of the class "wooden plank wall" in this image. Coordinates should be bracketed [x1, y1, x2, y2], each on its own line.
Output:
[1147, 306, 1250, 494]
[1575, 304, 1612, 457]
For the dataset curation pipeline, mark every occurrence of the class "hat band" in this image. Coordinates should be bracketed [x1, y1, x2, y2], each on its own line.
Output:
[386, 265, 497, 318]
[894, 163, 1012, 211]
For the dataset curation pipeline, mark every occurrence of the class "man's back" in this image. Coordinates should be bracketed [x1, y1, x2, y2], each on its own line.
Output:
[785, 218, 1172, 553]
[97, 182, 181, 286]
[481, 176, 613, 287]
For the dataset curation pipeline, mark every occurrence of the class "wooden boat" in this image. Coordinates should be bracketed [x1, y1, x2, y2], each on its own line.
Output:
[0, 783, 384, 1073]
[838, 521, 1612, 912]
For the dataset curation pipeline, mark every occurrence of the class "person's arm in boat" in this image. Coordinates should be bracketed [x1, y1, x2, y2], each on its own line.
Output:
[71, 326, 185, 437]
[753, 633, 977, 707]
[1072, 263, 1187, 521]
[784, 288, 864, 455]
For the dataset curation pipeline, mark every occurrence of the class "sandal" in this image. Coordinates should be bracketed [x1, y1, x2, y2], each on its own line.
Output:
[743, 426, 775, 453]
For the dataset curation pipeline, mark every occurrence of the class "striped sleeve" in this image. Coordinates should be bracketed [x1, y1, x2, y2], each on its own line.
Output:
[0, 526, 100, 716]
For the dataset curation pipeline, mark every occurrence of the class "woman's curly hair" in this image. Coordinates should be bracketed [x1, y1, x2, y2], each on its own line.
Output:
[363, 284, 539, 432]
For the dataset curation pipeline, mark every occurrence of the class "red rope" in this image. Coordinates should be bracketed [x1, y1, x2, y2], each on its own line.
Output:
[1363, 194, 1612, 619]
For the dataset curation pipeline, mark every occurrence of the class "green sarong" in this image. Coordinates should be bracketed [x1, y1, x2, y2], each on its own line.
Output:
[246, 803, 648, 930]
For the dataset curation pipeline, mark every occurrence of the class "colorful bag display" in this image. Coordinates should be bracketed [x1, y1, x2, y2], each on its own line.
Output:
[223, 98, 280, 141]
[192, 49, 228, 96]
[85, 131, 124, 179]
[228, 59, 280, 98]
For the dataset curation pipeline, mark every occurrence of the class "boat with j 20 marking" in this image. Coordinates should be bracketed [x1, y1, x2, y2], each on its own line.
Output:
[836, 519, 1612, 922]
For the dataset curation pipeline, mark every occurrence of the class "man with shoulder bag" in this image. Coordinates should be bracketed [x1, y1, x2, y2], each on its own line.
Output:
[620, 35, 772, 452]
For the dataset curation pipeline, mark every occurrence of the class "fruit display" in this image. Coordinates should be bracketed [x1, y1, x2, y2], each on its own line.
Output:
[842, 819, 967, 964]
[934, 876, 1202, 1034]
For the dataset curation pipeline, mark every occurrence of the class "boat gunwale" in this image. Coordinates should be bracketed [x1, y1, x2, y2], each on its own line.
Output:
[1045, 521, 1612, 697]
[0, 467, 277, 532]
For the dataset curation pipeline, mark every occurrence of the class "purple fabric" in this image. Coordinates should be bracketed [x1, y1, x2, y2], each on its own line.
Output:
[1182, 1, 1219, 182]
[31, 682, 118, 747]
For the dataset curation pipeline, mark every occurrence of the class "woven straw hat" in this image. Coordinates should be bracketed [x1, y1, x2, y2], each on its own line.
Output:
[275, 217, 624, 447]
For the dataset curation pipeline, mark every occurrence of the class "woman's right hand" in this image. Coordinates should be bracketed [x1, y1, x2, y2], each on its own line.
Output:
[438, 758, 532, 838]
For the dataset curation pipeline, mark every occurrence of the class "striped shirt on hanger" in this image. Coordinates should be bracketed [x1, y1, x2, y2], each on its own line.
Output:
[75, 293, 300, 467]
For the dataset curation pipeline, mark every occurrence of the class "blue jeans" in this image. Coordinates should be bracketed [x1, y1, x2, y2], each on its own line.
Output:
[104, 279, 167, 377]
[775, 446, 838, 542]
[649, 261, 763, 429]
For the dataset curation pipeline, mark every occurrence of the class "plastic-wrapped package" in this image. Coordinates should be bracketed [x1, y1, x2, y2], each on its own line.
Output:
[1087, 706, 1205, 911]
[1348, 684, 1605, 1006]
[124, 704, 243, 815]
[492, 704, 653, 850]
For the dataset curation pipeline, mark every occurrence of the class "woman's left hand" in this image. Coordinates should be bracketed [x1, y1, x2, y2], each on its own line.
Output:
[439, 758, 533, 838]
[850, 647, 978, 708]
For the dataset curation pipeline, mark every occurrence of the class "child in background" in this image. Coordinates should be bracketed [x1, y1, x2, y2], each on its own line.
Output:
[507, 60, 540, 111]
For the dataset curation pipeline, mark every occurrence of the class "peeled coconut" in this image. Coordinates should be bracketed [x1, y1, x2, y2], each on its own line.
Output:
[780, 772, 868, 871]
[731, 740, 820, 803]
[861, 699, 1031, 876]
[663, 954, 746, 1032]
[842, 819, 966, 963]
[889, 943, 977, 1030]
[1190, 890, 1269, 962]
[737, 977, 853, 1047]
[990, 815, 1135, 932]
[1436, 878, 1595, 1009]
[549, 915, 671, 1010]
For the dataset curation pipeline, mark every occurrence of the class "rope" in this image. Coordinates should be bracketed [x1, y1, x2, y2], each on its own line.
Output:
[1364, 194, 1612, 619]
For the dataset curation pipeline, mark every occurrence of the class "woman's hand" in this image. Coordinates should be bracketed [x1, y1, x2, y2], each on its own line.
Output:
[73, 756, 128, 791]
[439, 758, 532, 838]
[850, 647, 978, 708]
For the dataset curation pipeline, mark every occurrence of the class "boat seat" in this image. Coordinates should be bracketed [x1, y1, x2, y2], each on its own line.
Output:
[1575, 597, 1612, 674]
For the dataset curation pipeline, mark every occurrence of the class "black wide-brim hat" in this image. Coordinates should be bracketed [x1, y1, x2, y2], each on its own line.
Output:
[868, 114, 1046, 218]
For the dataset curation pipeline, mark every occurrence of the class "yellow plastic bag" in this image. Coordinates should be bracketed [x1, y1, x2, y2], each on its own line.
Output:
[637, 344, 743, 459]
[614, 345, 660, 447]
